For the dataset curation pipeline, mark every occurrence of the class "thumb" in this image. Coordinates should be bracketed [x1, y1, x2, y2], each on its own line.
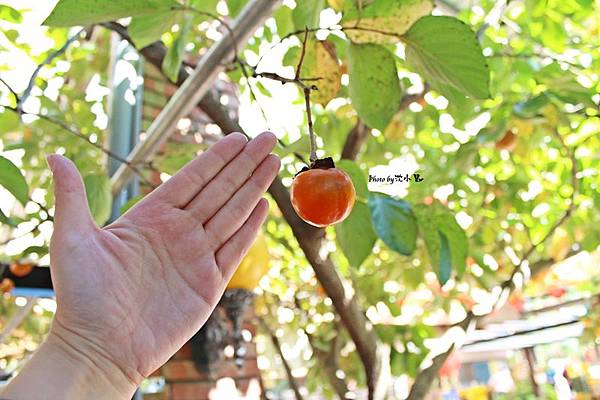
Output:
[47, 154, 96, 237]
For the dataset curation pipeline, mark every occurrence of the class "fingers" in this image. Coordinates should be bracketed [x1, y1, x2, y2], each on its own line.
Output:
[216, 198, 269, 277]
[205, 154, 279, 250]
[185, 131, 277, 222]
[47, 154, 96, 237]
[149, 132, 248, 207]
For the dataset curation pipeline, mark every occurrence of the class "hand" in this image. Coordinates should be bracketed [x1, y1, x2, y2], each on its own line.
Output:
[1, 132, 279, 399]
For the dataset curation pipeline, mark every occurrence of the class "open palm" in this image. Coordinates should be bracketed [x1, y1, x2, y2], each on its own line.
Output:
[46, 132, 279, 387]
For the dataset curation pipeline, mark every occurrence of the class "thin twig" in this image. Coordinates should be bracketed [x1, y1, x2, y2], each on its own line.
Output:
[304, 88, 317, 163]
[257, 315, 304, 400]
[0, 77, 19, 103]
[18, 28, 85, 112]
[2, 106, 155, 188]
[255, 25, 402, 71]
[294, 28, 310, 81]
[295, 28, 318, 164]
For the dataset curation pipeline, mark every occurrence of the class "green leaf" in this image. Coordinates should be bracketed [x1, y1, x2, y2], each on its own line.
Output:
[162, 14, 193, 83]
[404, 16, 490, 99]
[342, 0, 433, 44]
[21, 245, 49, 258]
[255, 81, 272, 97]
[292, 0, 325, 30]
[368, 193, 417, 256]
[347, 42, 402, 130]
[83, 174, 112, 226]
[129, 10, 183, 49]
[273, 136, 310, 158]
[0, 155, 29, 206]
[335, 202, 377, 267]
[438, 232, 452, 285]
[336, 159, 368, 201]
[413, 203, 468, 285]
[513, 93, 550, 118]
[226, 0, 248, 17]
[537, 63, 595, 106]
[120, 194, 144, 215]
[436, 211, 468, 277]
[44, 0, 181, 27]
[273, 5, 294, 37]
[0, 208, 17, 227]
[0, 5, 22, 23]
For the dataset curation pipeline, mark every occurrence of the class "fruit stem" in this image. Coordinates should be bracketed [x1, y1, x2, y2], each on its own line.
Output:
[296, 27, 318, 164]
[304, 87, 317, 163]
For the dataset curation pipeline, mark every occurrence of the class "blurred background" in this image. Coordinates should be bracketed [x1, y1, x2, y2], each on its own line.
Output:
[0, 0, 599, 399]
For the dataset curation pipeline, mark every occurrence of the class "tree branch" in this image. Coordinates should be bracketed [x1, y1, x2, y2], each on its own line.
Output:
[0, 76, 19, 103]
[257, 316, 304, 400]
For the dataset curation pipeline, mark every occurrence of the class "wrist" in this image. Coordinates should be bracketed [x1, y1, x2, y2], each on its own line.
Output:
[1, 324, 141, 400]
[46, 322, 142, 398]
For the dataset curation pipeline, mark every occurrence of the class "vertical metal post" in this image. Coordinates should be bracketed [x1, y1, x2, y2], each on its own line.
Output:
[107, 41, 143, 220]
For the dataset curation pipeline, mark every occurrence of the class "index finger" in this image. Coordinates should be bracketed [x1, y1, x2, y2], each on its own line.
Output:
[148, 132, 248, 207]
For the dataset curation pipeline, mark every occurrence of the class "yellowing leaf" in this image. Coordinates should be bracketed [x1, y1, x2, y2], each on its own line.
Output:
[327, 0, 344, 12]
[342, 0, 433, 44]
[384, 111, 406, 140]
[308, 41, 342, 105]
[291, 39, 342, 106]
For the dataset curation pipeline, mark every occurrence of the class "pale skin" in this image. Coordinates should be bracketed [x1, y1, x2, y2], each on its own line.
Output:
[0, 131, 280, 400]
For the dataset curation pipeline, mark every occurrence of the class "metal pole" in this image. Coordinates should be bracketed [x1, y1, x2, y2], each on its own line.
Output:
[110, 0, 281, 195]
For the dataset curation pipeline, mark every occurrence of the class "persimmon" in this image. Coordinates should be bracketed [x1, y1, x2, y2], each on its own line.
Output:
[495, 129, 517, 150]
[0, 278, 15, 293]
[291, 158, 356, 227]
[546, 286, 567, 299]
[9, 261, 34, 278]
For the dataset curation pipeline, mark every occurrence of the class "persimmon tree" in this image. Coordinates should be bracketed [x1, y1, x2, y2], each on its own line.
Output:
[0, 0, 599, 399]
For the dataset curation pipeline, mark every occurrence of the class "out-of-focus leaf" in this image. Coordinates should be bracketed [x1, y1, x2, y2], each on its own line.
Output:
[292, 0, 325, 30]
[537, 63, 595, 106]
[414, 203, 468, 285]
[21, 246, 48, 258]
[347, 42, 402, 130]
[44, 0, 181, 26]
[0, 155, 29, 206]
[129, 10, 183, 49]
[273, 5, 294, 37]
[342, 0, 432, 43]
[120, 195, 144, 215]
[83, 174, 112, 226]
[0, 208, 17, 227]
[513, 93, 550, 118]
[226, 0, 248, 17]
[0, 5, 22, 23]
[273, 136, 310, 158]
[162, 14, 192, 82]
